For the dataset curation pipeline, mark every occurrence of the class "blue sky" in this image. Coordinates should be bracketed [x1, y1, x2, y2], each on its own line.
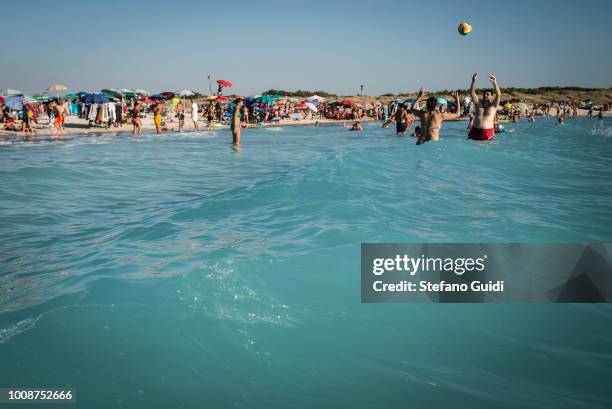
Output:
[1, 0, 611, 96]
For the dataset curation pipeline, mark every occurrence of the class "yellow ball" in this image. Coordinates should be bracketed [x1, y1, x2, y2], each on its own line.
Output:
[458, 21, 472, 36]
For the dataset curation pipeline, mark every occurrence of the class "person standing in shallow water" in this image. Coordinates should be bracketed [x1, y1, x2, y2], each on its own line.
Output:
[411, 88, 461, 145]
[131, 102, 142, 136]
[468, 72, 501, 141]
[153, 100, 163, 134]
[231, 98, 243, 145]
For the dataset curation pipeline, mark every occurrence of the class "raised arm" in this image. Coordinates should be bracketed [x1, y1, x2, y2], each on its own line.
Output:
[470, 72, 479, 105]
[410, 87, 427, 115]
[489, 74, 501, 107]
[442, 90, 461, 120]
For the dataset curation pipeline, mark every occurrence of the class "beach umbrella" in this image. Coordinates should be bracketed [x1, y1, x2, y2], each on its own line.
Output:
[216, 79, 233, 88]
[3, 96, 26, 110]
[288, 97, 299, 103]
[101, 89, 123, 98]
[0, 97, 4, 104]
[134, 89, 150, 96]
[160, 91, 175, 100]
[295, 103, 307, 108]
[166, 97, 181, 106]
[47, 84, 68, 100]
[47, 84, 67, 92]
[82, 93, 110, 104]
[340, 99, 354, 106]
[0, 89, 23, 97]
[216, 96, 230, 102]
[150, 94, 166, 100]
[179, 90, 194, 97]
[253, 95, 276, 104]
[138, 97, 153, 104]
[307, 95, 325, 102]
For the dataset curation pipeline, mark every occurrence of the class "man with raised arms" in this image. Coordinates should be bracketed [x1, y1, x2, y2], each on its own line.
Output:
[411, 88, 460, 144]
[468, 73, 501, 141]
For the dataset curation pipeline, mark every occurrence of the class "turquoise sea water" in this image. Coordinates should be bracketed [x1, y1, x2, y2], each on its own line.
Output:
[1, 119, 612, 408]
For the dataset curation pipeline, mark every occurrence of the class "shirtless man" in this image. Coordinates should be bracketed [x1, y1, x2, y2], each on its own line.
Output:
[131, 102, 142, 136]
[231, 98, 243, 145]
[394, 104, 412, 135]
[411, 88, 460, 145]
[54, 100, 67, 136]
[468, 72, 501, 141]
[153, 100, 163, 134]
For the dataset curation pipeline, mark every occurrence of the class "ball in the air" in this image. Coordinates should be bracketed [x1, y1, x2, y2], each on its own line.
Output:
[458, 21, 472, 36]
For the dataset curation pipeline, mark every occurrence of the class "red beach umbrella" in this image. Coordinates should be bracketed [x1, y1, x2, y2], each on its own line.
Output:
[295, 103, 307, 108]
[0, 97, 4, 104]
[216, 96, 230, 102]
[138, 97, 153, 104]
[340, 99, 354, 106]
[216, 80, 233, 88]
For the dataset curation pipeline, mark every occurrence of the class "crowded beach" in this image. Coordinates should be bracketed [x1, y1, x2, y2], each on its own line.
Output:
[1, 77, 610, 145]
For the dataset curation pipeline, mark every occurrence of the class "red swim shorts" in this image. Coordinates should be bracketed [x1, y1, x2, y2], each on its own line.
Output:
[468, 127, 495, 141]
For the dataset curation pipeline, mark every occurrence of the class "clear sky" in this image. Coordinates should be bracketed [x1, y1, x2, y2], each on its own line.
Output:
[1, 0, 611, 96]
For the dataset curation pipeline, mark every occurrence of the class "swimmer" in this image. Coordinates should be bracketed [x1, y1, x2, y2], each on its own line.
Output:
[344, 121, 363, 131]
[557, 114, 565, 125]
[468, 73, 501, 141]
[411, 88, 461, 144]
[381, 117, 394, 129]
[411, 126, 421, 139]
[394, 104, 412, 135]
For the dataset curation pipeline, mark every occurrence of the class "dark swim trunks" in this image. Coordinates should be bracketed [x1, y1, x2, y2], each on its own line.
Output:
[396, 122, 407, 133]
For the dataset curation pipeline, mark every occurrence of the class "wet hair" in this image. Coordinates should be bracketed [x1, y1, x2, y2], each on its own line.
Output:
[426, 96, 437, 111]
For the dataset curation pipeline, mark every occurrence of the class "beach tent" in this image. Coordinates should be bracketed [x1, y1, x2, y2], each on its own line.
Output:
[0, 89, 23, 97]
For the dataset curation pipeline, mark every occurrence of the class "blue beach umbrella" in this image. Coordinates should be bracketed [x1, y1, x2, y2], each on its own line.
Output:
[3, 96, 24, 110]
[82, 93, 110, 104]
